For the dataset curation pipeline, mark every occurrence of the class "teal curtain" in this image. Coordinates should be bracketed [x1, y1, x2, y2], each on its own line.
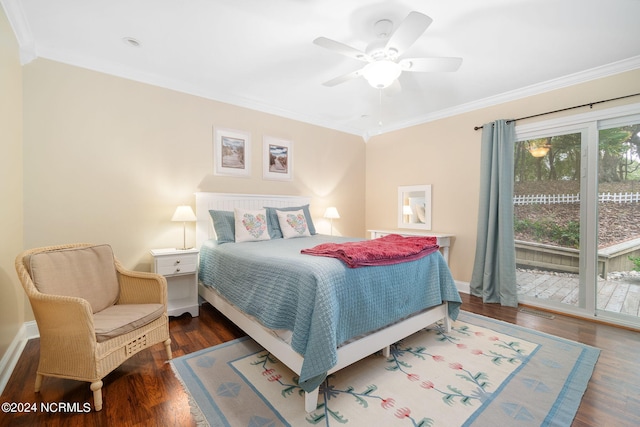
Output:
[470, 119, 517, 307]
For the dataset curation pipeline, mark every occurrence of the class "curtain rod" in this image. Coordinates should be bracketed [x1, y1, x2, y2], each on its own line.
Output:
[473, 92, 640, 131]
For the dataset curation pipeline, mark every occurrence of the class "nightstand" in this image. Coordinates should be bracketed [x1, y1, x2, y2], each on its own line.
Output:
[150, 248, 199, 317]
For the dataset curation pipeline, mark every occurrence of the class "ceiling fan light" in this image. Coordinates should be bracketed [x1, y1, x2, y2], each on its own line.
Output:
[362, 60, 401, 88]
[529, 146, 550, 158]
[527, 139, 551, 158]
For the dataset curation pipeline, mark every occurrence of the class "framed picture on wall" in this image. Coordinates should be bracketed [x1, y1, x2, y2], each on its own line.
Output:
[263, 136, 293, 181]
[214, 128, 251, 176]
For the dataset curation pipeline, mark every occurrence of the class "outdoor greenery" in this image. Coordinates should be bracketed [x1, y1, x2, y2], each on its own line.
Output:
[514, 124, 640, 248]
[514, 217, 580, 248]
[514, 124, 640, 184]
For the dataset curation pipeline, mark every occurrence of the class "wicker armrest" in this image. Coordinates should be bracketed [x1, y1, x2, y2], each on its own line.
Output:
[115, 259, 167, 306]
[29, 293, 97, 350]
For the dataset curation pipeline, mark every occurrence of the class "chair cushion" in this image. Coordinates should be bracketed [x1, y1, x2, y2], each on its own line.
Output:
[93, 303, 165, 343]
[28, 244, 119, 313]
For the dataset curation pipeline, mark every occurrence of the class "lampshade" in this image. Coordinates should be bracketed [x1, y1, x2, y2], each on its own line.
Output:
[324, 207, 340, 219]
[172, 205, 196, 222]
[362, 60, 402, 89]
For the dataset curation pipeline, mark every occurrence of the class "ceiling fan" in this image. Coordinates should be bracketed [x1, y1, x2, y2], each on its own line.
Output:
[313, 11, 462, 90]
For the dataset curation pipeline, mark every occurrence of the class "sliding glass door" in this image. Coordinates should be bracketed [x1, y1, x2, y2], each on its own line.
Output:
[514, 130, 586, 311]
[514, 105, 640, 328]
[596, 118, 640, 322]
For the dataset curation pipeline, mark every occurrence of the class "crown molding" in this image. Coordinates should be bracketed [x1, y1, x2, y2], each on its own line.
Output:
[1, 0, 36, 64]
[35, 43, 366, 138]
[375, 55, 640, 137]
[25, 42, 640, 141]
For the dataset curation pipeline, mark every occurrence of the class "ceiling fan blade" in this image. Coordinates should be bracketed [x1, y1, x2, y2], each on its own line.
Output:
[313, 37, 371, 62]
[399, 57, 463, 72]
[385, 11, 433, 57]
[321, 69, 363, 87]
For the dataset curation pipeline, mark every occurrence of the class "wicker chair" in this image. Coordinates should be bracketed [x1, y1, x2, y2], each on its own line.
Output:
[15, 243, 172, 411]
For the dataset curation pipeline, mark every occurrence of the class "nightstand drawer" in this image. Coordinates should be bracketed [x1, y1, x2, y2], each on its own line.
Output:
[156, 254, 197, 276]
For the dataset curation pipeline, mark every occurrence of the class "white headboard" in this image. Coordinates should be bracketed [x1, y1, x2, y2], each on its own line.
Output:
[195, 192, 312, 248]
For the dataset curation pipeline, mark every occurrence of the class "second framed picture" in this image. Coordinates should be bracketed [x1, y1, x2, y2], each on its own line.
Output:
[263, 136, 293, 181]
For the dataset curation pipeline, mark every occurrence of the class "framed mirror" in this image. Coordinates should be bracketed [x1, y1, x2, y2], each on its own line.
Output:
[398, 185, 432, 230]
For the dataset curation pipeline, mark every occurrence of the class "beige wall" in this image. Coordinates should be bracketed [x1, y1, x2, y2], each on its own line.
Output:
[22, 59, 366, 281]
[0, 7, 24, 359]
[366, 68, 640, 282]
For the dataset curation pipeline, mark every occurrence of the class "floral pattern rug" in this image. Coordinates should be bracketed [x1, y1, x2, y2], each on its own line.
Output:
[171, 311, 599, 427]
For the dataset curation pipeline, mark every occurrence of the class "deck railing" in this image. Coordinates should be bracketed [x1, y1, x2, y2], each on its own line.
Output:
[515, 238, 640, 277]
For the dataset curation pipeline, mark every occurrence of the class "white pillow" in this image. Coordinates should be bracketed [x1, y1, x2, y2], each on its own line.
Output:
[276, 209, 311, 239]
[234, 208, 270, 242]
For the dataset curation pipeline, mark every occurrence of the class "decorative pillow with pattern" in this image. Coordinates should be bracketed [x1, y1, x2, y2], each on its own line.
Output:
[276, 209, 311, 239]
[265, 205, 316, 238]
[234, 208, 270, 242]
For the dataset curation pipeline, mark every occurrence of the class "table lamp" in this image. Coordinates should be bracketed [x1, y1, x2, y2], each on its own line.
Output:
[172, 205, 197, 250]
[324, 207, 340, 236]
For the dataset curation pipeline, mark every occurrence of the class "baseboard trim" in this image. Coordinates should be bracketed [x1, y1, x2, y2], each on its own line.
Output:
[24, 320, 39, 340]
[456, 280, 470, 294]
[0, 321, 39, 395]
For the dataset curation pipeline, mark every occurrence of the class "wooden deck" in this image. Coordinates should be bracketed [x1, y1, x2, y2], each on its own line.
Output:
[516, 270, 640, 316]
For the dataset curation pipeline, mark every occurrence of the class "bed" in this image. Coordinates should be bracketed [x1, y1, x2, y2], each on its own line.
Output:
[195, 192, 462, 412]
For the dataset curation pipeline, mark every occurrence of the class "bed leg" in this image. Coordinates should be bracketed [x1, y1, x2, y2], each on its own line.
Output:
[382, 345, 390, 358]
[442, 301, 452, 333]
[443, 315, 452, 333]
[305, 388, 320, 413]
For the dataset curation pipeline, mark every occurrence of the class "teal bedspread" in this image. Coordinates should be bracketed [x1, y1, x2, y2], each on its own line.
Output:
[198, 235, 461, 392]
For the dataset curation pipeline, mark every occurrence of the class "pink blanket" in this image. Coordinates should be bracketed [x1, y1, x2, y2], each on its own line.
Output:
[301, 234, 439, 268]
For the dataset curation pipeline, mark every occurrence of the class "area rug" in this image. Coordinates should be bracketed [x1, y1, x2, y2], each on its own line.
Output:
[170, 311, 599, 426]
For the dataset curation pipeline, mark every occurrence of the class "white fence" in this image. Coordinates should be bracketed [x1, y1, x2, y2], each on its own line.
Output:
[514, 192, 640, 205]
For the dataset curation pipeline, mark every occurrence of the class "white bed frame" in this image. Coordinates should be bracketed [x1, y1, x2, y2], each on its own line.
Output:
[195, 192, 451, 412]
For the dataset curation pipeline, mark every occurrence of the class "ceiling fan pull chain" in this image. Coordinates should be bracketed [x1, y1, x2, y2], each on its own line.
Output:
[378, 88, 384, 128]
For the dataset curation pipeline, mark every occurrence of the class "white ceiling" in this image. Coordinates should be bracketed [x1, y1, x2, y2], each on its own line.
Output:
[3, 0, 640, 139]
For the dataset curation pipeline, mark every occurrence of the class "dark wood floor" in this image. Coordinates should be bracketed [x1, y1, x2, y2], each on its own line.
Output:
[1, 293, 639, 427]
